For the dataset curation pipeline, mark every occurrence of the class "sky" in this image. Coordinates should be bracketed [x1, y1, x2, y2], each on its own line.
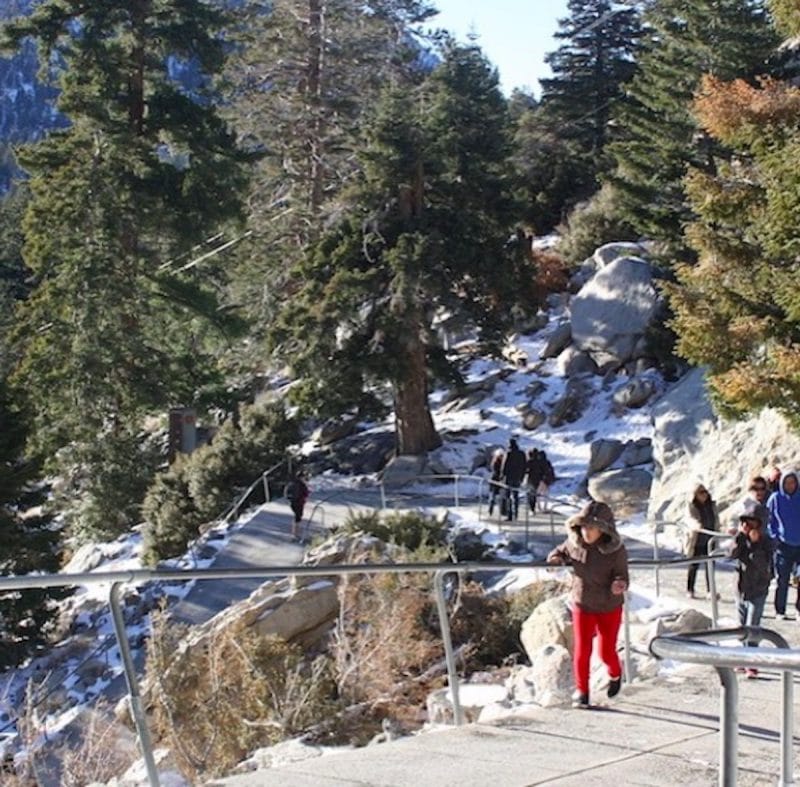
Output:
[430, 0, 570, 96]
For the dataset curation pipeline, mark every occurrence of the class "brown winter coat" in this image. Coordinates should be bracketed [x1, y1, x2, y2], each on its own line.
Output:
[547, 502, 629, 614]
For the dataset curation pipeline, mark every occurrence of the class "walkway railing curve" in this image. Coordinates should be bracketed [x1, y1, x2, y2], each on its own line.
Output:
[650, 626, 796, 787]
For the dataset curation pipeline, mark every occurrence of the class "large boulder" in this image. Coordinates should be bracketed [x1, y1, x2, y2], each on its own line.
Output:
[548, 378, 590, 427]
[588, 467, 653, 508]
[539, 321, 572, 360]
[647, 368, 800, 528]
[619, 437, 653, 467]
[588, 438, 625, 475]
[520, 596, 573, 661]
[557, 347, 599, 378]
[612, 376, 658, 409]
[571, 257, 659, 365]
[380, 454, 428, 488]
[528, 644, 573, 707]
[593, 242, 649, 269]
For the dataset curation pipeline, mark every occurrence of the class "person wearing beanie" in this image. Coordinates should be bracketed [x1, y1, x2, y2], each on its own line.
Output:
[766, 469, 800, 618]
[547, 500, 629, 708]
[729, 499, 773, 677]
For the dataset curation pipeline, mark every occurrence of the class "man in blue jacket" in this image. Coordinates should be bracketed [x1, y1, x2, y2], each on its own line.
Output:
[767, 470, 800, 618]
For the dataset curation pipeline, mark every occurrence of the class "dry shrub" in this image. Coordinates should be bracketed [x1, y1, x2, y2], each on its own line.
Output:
[146, 612, 336, 781]
[506, 579, 567, 629]
[333, 571, 443, 729]
[0, 693, 135, 787]
[449, 581, 521, 669]
[532, 249, 569, 296]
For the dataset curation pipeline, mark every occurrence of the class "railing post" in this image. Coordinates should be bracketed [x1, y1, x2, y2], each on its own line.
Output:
[623, 594, 632, 684]
[781, 669, 795, 786]
[379, 482, 387, 511]
[109, 583, 161, 787]
[652, 523, 661, 597]
[454, 475, 460, 508]
[715, 666, 738, 787]
[434, 570, 464, 726]
[708, 556, 719, 627]
[262, 472, 270, 503]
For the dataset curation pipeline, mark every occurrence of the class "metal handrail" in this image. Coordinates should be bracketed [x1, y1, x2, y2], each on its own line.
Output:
[0, 558, 630, 787]
[650, 626, 795, 787]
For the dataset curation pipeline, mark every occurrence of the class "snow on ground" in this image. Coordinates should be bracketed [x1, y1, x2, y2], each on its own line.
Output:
[0, 298, 704, 784]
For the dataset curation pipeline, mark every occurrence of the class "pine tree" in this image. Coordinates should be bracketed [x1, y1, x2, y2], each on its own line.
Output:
[667, 69, 800, 422]
[607, 0, 779, 251]
[223, 0, 437, 354]
[3, 1, 250, 539]
[271, 43, 522, 453]
[0, 377, 64, 670]
[512, 1, 642, 233]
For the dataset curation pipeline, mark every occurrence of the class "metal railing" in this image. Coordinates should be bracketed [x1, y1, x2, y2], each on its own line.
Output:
[0, 548, 768, 787]
[0, 557, 634, 787]
[650, 626, 796, 787]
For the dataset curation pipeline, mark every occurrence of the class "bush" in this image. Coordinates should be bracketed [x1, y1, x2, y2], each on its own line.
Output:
[332, 570, 442, 729]
[57, 429, 161, 543]
[146, 614, 336, 781]
[449, 581, 521, 669]
[556, 183, 639, 265]
[141, 456, 204, 566]
[141, 400, 298, 564]
[340, 510, 448, 553]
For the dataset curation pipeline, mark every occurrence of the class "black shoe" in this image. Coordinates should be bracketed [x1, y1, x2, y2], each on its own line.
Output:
[607, 676, 622, 698]
[571, 692, 590, 708]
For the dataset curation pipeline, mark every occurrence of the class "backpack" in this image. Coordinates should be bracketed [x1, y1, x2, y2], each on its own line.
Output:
[284, 480, 299, 500]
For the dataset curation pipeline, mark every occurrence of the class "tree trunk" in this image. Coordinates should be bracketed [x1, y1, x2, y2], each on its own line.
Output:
[393, 328, 441, 455]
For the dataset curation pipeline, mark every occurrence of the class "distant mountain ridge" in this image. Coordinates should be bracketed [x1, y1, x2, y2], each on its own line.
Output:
[0, 0, 67, 190]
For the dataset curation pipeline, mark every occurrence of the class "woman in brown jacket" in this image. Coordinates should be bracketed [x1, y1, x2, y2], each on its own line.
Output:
[547, 501, 629, 708]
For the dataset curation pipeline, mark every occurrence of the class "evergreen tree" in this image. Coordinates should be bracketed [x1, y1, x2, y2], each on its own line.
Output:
[607, 0, 779, 251]
[0, 377, 64, 670]
[512, 1, 642, 233]
[271, 43, 523, 453]
[667, 69, 800, 422]
[3, 0, 250, 539]
[223, 0, 437, 360]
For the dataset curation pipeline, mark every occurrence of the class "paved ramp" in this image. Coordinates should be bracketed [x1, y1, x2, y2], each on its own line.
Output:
[208, 667, 800, 786]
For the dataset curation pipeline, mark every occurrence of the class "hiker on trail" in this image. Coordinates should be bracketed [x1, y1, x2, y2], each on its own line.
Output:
[501, 437, 526, 521]
[537, 450, 556, 511]
[729, 498, 773, 676]
[488, 448, 506, 517]
[767, 469, 800, 619]
[685, 482, 719, 599]
[547, 501, 628, 709]
[525, 448, 546, 513]
[285, 471, 310, 542]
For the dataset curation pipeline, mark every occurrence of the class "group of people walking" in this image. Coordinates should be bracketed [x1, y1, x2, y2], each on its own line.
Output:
[684, 468, 800, 677]
[541, 466, 799, 708]
[488, 438, 556, 521]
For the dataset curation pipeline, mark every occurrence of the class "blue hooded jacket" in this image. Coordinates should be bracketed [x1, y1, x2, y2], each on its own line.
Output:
[767, 471, 800, 546]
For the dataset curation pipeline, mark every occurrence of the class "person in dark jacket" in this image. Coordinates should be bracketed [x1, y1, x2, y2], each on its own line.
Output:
[501, 437, 526, 521]
[285, 471, 310, 542]
[547, 501, 629, 708]
[767, 469, 800, 618]
[525, 448, 546, 513]
[685, 483, 719, 599]
[729, 498, 773, 676]
[487, 448, 506, 517]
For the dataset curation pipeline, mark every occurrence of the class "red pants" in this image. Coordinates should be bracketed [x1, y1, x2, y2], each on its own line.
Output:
[572, 605, 623, 694]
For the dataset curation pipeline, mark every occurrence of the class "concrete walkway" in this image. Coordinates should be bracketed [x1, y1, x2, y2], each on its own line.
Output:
[209, 665, 799, 786]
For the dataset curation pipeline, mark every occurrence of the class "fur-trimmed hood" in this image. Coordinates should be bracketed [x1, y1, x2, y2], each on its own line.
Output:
[565, 501, 623, 554]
